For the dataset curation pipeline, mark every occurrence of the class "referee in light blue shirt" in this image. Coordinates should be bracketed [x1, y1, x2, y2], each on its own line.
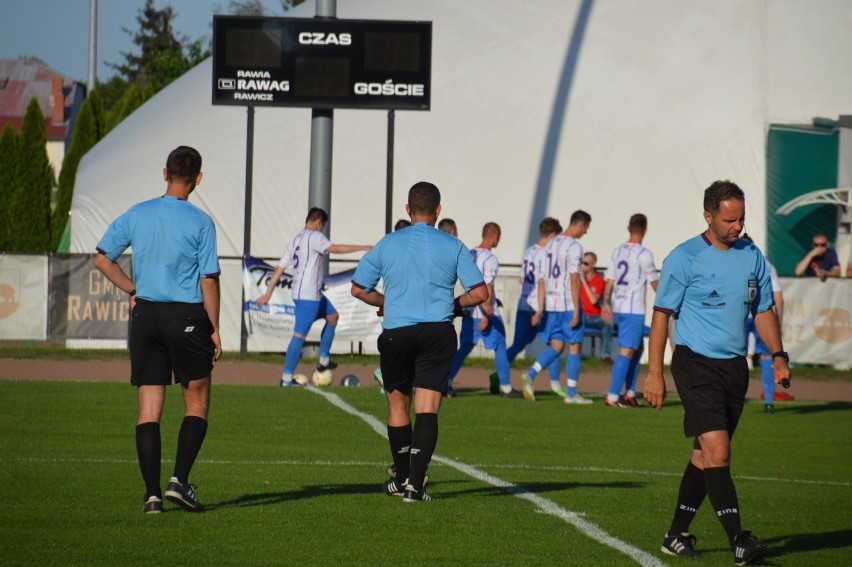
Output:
[351, 181, 487, 502]
[95, 146, 221, 515]
[644, 180, 791, 564]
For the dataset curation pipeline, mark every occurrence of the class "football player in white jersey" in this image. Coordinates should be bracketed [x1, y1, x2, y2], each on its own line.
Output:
[601, 213, 659, 407]
[506, 217, 564, 395]
[257, 208, 372, 386]
[447, 223, 514, 396]
[741, 233, 785, 413]
[519, 210, 592, 403]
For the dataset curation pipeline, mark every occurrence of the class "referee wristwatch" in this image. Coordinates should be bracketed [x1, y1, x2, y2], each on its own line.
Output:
[771, 351, 789, 363]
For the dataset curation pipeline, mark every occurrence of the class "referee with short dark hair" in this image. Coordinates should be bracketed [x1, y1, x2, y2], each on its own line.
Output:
[351, 181, 487, 502]
[95, 145, 221, 514]
[644, 180, 791, 564]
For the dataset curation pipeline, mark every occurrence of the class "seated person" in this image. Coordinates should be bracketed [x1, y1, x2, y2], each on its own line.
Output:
[794, 233, 840, 280]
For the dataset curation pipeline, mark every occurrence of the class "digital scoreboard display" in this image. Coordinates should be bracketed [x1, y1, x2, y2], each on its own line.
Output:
[212, 16, 431, 110]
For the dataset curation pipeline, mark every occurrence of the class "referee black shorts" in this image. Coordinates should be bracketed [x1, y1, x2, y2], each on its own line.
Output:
[129, 299, 216, 387]
[377, 322, 457, 395]
[671, 345, 749, 439]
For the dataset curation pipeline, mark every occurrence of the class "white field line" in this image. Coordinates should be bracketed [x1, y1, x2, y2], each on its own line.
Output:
[308, 386, 665, 567]
[6, 455, 852, 488]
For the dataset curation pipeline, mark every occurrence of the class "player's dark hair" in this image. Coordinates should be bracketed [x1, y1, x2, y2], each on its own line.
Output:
[539, 217, 562, 236]
[704, 180, 745, 213]
[438, 218, 457, 234]
[166, 146, 202, 185]
[306, 207, 328, 224]
[482, 222, 501, 238]
[408, 181, 441, 215]
[394, 219, 411, 231]
[570, 210, 592, 225]
[584, 251, 597, 263]
[628, 213, 648, 233]
[740, 232, 754, 243]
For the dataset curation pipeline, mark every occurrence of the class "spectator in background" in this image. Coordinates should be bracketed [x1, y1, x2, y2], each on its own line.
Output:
[794, 233, 840, 280]
[438, 218, 458, 237]
[394, 219, 411, 231]
[579, 252, 613, 363]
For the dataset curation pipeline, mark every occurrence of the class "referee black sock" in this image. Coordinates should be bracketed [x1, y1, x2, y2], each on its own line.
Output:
[387, 424, 412, 483]
[135, 422, 161, 498]
[172, 416, 208, 485]
[668, 461, 706, 534]
[704, 466, 743, 546]
[409, 413, 438, 492]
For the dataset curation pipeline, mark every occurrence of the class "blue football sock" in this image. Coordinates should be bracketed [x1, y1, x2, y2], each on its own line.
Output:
[494, 343, 511, 386]
[566, 353, 581, 397]
[530, 347, 560, 380]
[284, 336, 306, 375]
[547, 354, 562, 387]
[319, 322, 336, 360]
[608, 354, 631, 399]
[761, 358, 775, 404]
[625, 350, 641, 395]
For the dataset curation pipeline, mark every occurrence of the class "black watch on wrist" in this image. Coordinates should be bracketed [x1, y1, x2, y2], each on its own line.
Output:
[771, 351, 789, 363]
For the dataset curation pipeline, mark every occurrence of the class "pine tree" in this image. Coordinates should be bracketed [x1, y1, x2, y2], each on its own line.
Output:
[108, 0, 207, 91]
[10, 98, 54, 252]
[0, 125, 17, 251]
[51, 91, 105, 250]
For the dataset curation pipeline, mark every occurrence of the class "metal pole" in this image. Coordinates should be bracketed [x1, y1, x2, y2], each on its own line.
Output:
[309, 0, 336, 250]
[385, 110, 395, 234]
[87, 0, 97, 92]
[240, 106, 255, 358]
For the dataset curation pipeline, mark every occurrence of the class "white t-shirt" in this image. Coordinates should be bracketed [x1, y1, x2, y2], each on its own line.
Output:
[604, 242, 659, 314]
[520, 243, 547, 311]
[540, 234, 583, 313]
[277, 228, 332, 301]
[471, 246, 499, 319]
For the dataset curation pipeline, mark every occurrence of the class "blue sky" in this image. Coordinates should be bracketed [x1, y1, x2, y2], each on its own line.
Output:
[0, 0, 289, 82]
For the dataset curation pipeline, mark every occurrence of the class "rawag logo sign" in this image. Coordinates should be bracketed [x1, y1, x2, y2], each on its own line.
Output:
[217, 70, 291, 102]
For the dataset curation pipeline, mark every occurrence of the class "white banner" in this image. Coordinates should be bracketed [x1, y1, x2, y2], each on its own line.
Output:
[242, 255, 382, 351]
[780, 277, 852, 367]
[0, 254, 48, 340]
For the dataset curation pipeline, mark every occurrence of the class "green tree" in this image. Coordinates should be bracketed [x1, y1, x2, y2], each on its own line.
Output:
[109, 0, 210, 92]
[0, 125, 17, 251]
[10, 98, 54, 252]
[51, 91, 106, 250]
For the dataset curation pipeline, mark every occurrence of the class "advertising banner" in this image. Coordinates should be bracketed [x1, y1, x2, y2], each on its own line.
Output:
[50, 254, 133, 339]
[0, 254, 48, 340]
[242, 255, 382, 351]
[780, 278, 852, 367]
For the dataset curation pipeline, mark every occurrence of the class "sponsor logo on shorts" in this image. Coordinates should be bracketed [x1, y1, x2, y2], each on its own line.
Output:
[185, 326, 195, 333]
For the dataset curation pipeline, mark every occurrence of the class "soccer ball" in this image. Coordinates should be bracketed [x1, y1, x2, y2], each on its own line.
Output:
[292, 373, 310, 386]
[312, 368, 334, 387]
[340, 374, 360, 387]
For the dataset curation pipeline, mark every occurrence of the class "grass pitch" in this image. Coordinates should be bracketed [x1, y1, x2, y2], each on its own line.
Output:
[0, 380, 849, 566]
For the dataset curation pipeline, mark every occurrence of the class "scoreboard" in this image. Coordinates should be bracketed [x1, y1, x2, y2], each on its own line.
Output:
[212, 16, 432, 111]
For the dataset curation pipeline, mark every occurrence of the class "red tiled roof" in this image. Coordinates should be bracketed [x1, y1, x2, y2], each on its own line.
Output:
[0, 59, 80, 140]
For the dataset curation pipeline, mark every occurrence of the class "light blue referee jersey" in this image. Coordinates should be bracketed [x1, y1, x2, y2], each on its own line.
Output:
[654, 234, 773, 359]
[352, 222, 485, 330]
[96, 195, 220, 303]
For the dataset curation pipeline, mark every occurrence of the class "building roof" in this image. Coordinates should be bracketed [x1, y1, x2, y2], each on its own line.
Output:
[0, 58, 83, 140]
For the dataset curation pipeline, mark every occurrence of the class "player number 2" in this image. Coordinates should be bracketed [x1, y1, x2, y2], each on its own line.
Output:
[617, 260, 629, 285]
